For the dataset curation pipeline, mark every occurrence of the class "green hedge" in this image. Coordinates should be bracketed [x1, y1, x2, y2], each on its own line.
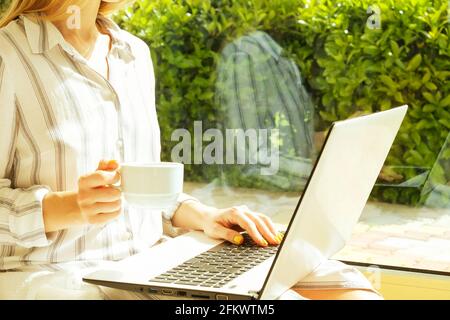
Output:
[0, 0, 9, 13]
[116, 0, 450, 206]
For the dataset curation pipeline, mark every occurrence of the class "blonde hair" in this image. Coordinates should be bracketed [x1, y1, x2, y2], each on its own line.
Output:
[0, 0, 133, 27]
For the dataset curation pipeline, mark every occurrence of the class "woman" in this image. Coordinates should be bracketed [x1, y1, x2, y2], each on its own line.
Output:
[0, 0, 380, 299]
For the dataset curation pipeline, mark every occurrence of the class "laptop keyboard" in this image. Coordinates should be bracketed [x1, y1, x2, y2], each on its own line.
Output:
[149, 233, 279, 288]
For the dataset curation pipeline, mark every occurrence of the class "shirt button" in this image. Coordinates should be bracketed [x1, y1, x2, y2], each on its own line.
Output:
[121, 232, 132, 241]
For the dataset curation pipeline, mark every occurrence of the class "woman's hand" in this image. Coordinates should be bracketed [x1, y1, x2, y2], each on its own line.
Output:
[43, 159, 122, 233]
[77, 160, 122, 225]
[172, 201, 284, 247]
[203, 205, 283, 247]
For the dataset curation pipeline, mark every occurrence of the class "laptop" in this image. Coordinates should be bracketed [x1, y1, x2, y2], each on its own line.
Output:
[83, 105, 408, 300]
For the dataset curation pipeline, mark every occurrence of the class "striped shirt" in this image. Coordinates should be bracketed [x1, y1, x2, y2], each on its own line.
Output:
[0, 14, 190, 270]
[216, 31, 316, 187]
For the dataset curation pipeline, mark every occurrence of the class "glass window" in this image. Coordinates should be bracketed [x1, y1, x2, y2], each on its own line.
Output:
[116, 0, 450, 273]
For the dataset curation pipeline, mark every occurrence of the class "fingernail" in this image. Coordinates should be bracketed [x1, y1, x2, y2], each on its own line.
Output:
[274, 233, 283, 243]
[233, 235, 244, 245]
[108, 160, 118, 167]
[261, 239, 268, 246]
[274, 235, 281, 244]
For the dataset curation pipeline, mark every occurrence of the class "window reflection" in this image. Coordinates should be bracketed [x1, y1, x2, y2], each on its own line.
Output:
[215, 30, 450, 212]
[216, 31, 316, 191]
[421, 132, 450, 208]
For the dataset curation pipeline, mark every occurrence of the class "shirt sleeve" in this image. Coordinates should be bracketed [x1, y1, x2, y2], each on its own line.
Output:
[0, 54, 54, 248]
[161, 193, 199, 221]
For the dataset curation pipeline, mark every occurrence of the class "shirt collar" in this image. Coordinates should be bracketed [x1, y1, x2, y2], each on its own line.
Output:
[20, 13, 135, 62]
[96, 14, 135, 62]
[21, 13, 64, 54]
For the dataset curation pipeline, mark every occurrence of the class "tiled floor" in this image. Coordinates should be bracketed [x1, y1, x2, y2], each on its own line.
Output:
[185, 181, 450, 273]
[335, 203, 450, 272]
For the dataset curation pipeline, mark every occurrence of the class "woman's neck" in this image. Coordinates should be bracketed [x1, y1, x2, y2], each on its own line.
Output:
[52, 0, 103, 58]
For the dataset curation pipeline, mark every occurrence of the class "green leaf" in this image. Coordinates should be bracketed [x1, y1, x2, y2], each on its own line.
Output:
[423, 104, 436, 112]
[439, 118, 450, 129]
[422, 71, 431, 83]
[412, 132, 421, 145]
[394, 92, 404, 103]
[440, 94, 450, 108]
[406, 54, 422, 71]
[424, 82, 437, 91]
[199, 91, 214, 100]
[390, 40, 400, 57]
[422, 92, 435, 104]
[380, 100, 392, 111]
[319, 111, 337, 122]
[379, 75, 398, 90]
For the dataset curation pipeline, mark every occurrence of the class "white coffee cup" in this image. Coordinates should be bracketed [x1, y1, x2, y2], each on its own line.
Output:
[120, 162, 184, 209]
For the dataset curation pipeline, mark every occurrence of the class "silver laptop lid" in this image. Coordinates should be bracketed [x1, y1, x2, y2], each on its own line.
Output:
[259, 105, 408, 300]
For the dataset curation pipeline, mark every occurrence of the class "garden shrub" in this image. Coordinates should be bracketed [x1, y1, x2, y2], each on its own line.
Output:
[0, 0, 8, 12]
[116, 0, 450, 207]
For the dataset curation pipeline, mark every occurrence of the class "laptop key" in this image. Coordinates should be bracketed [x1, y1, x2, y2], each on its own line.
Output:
[150, 232, 282, 287]
[224, 267, 241, 273]
[150, 278, 172, 283]
[185, 258, 203, 264]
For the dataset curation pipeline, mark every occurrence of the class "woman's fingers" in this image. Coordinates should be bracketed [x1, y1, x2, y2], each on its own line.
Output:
[245, 212, 280, 245]
[76, 159, 122, 226]
[97, 159, 109, 171]
[257, 213, 278, 235]
[97, 159, 119, 171]
[256, 212, 283, 243]
[227, 209, 268, 246]
[79, 170, 120, 189]
[88, 210, 122, 224]
[212, 207, 282, 246]
[206, 224, 243, 245]
[85, 199, 122, 215]
[79, 186, 122, 204]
